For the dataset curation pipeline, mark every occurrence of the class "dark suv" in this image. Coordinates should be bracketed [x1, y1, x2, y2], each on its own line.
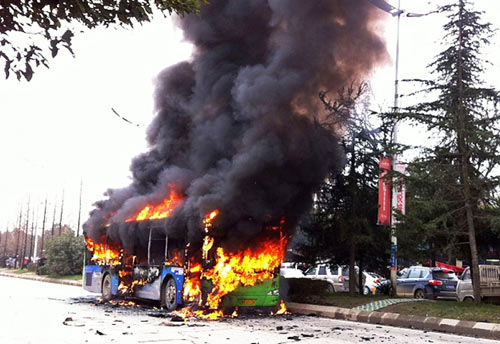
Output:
[396, 266, 458, 299]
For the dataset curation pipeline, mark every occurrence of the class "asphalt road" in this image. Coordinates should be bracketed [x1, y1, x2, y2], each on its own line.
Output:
[0, 275, 497, 344]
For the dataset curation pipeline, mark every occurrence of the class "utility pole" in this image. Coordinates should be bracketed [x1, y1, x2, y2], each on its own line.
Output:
[14, 206, 22, 268]
[59, 189, 65, 236]
[51, 196, 57, 237]
[39, 198, 48, 257]
[28, 204, 37, 262]
[389, 0, 402, 293]
[77, 180, 83, 237]
[21, 199, 30, 269]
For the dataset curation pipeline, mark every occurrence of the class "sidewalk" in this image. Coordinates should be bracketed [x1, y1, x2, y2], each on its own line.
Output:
[288, 301, 500, 341]
[0, 269, 81, 287]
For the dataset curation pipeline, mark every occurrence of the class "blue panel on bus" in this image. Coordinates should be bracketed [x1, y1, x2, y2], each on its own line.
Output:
[83, 265, 103, 293]
[111, 273, 119, 295]
[85, 265, 103, 273]
[161, 267, 184, 304]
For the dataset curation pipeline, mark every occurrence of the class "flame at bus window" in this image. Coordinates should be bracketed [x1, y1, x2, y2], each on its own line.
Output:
[126, 189, 182, 222]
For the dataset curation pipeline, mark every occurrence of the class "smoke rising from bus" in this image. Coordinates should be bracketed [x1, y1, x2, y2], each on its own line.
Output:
[83, 0, 388, 249]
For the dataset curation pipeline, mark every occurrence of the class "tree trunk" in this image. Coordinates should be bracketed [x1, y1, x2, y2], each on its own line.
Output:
[456, 0, 481, 304]
[358, 254, 364, 295]
[40, 198, 47, 257]
[349, 238, 356, 296]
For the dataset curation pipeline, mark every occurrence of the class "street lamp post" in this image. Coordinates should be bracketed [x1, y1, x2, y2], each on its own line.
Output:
[390, 0, 402, 293]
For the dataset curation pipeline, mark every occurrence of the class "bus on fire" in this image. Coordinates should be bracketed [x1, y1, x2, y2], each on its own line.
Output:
[82, 217, 283, 314]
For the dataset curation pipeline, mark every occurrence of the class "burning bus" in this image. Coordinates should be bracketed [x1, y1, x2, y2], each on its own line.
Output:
[81, 0, 388, 320]
[83, 210, 286, 317]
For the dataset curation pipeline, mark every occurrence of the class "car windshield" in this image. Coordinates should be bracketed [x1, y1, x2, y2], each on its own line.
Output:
[433, 271, 456, 280]
[305, 267, 316, 275]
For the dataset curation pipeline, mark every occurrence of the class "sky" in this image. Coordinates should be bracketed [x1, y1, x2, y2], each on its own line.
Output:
[1, 0, 499, 239]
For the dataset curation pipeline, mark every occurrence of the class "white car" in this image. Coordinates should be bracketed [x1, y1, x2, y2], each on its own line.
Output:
[363, 272, 388, 295]
[303, 264, 345, 292]
[280, 262, 306, 278]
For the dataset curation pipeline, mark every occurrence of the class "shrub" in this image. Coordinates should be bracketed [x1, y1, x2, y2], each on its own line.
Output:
[27, 262, 37, 272]
[283, 278, 331, 297]
[37, 265, 49, 275]
[45, 233, 85, 276]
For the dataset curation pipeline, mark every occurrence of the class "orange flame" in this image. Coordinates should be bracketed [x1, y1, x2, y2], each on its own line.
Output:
[203, 210, 219, 228]
[274, 300, 288, 315]
[85, 236, 121, 266]
[126, 189, 182, 222]
[165, 249, 184, 267]
[203, 236, 287, 310]
[183, 261, 202, 303]
[172, 306, 223, 321]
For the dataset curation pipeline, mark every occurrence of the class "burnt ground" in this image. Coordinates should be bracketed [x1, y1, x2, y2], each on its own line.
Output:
[1, 275, 498, 344]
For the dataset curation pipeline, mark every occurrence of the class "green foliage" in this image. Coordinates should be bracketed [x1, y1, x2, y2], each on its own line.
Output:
[26, 262, 37, 272]
[1, 0, 204, 81]
[384, 1, 500, 265]
[299, 83, 390, 272]
[45, 233, 85, 276]
[285, 278, 331, 297]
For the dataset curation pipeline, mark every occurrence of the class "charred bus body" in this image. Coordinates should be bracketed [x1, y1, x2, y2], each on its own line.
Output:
[84, 220, 186, 311]
[83, 219, 281, 312]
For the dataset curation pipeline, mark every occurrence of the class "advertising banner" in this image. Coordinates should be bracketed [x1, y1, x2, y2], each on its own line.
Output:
[378, 157, 392, 226]
[393, 162, 406, 218]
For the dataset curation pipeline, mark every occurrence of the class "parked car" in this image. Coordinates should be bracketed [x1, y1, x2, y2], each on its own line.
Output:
[280, 262, 306, 278]
[340, 265, 359, 293]
[457, 265, 500, 302]
[363, 272, 389, 295]
[303, 263, 344, 292]
[396, 266, 458, 299]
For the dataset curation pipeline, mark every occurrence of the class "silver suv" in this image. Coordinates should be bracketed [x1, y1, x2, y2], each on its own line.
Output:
[303, 264, 360, 292]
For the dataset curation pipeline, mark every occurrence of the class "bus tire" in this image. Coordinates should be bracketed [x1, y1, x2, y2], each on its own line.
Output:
[161, 277, 178, 312]
[102, 273, 113, 301]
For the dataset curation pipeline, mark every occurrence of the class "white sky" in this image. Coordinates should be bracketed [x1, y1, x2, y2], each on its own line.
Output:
[1, 1, 499, 235]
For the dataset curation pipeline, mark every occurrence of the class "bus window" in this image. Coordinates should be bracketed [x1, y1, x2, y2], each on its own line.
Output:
[149, 227, 167, 266]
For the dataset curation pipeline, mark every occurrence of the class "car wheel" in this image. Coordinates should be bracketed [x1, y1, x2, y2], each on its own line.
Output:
[102, 274, 113, 301]
[326, 283, 335, 293]
[162, 277, 178, 311]
[414, 289, 425, 299]
[363, 286, 370, 295]
[464, 296, 474, 302]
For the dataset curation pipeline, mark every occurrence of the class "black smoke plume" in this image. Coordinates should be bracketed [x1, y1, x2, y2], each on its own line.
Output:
[84, 0, 388, 250]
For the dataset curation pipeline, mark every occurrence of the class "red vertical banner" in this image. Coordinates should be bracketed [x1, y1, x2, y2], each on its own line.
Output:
[393, 163, 406, 220]
[378, 157, 392, 226]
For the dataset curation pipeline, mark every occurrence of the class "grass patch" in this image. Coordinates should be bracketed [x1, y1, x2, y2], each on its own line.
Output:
[47, 274, 82, 281]
[290, 292, 391, 308]
[285, 278, 392, 308]
[13, 269, 30, 274]
[382, 300, 500, 324]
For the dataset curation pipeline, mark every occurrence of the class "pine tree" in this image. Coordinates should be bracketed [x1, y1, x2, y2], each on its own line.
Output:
[388, 0, 500, 304]
[299, 84, 391, 295]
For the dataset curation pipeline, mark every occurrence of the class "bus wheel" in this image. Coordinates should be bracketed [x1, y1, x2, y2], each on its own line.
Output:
[162, 278, 178, 311]
[102, 274, 113, 301]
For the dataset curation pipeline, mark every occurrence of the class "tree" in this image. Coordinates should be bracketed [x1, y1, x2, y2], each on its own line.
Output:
[299, 84, 391, 295]
[44, 232, 85, 276]
[387, 0, 500, 304]
[1, 0, 204, 81]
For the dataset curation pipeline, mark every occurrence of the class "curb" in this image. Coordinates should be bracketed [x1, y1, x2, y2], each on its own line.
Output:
[287, 302, 500, 341]
[0, 271, 82, 287]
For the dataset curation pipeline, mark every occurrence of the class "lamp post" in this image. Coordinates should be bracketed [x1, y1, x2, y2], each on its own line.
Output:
[390, 0, 402, 293]
[369, 0, 435, 292]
